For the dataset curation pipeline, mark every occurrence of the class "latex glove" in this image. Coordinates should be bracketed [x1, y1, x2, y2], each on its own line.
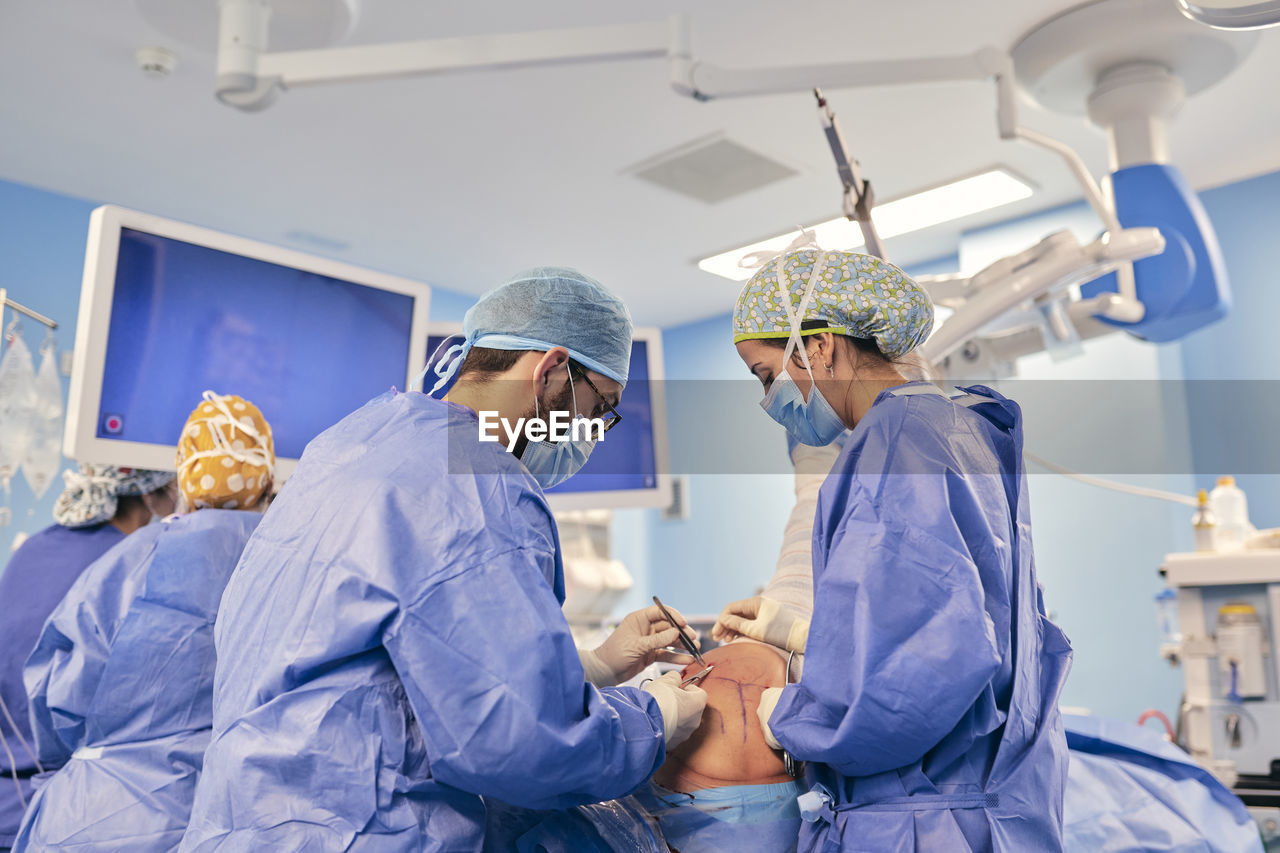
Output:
[642, 671, 708, 750]
[757, 686, 784, 750]
[712, 596, 809, 654]
[582, 604, 698, 687]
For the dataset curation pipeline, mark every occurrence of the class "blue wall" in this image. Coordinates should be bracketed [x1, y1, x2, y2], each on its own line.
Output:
[1180, 170, 1280, 528]
[611, 312, 796, 620]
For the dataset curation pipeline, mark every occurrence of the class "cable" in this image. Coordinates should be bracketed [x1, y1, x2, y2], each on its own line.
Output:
[1014, 127, 1123, 235]
[1136, 708, 1176, 742]
[0, 696, 30, 809]
[0, 691, 41, 774]
[1024, 451, 1198, 507]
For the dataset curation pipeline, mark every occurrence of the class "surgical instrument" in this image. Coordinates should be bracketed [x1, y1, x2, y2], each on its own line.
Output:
[681, 665, 715, 687]
[652, 596, 706, 668]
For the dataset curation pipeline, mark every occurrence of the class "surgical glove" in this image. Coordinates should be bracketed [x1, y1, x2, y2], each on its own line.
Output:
[757, 686, 784, 750]
[586, 604, 696, 686]
[642, 671, 708, 750]
[578, 648, 620, 688]
[713, 596, 809, 654]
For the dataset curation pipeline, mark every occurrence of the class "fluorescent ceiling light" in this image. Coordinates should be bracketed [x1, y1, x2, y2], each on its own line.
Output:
[698, 169, 1034, 281]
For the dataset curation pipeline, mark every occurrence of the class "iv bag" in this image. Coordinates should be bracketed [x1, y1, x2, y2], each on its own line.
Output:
[22, 342, 63, 499]
[0, 329, 38, 480]
[0, 327, 38, 526]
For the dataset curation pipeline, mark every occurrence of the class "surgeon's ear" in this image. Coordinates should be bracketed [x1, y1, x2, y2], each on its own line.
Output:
[790, 333, 834, 369]
[531, 347, 571, 388]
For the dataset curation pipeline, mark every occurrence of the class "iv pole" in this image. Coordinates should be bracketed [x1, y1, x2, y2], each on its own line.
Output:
[1, 291, 58, 330]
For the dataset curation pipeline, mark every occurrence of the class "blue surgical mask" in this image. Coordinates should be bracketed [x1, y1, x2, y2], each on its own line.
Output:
[519, 370, 597, 489]
[757, 250, 847, 446]
[762, 364, 846, 447]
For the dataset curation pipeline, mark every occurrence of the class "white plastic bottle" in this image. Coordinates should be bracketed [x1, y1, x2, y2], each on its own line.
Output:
[1209, 476, 1250, 552]
[1191, 489, 1216, 552]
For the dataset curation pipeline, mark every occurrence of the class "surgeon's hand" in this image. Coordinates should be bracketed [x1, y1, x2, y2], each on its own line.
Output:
[757, 686, 784, 750]
[580, 604, 698, 687]
[642, 671, 708, 750]
[712, 596, 809, 654]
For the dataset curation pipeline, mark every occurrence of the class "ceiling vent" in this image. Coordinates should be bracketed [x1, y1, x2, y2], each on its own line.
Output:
[627, 135, 797, 204]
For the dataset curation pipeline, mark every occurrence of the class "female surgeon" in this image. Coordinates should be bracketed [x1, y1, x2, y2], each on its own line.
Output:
[713, 248, 1073, 851]
[13, 392, 274, 852]
[0, 464, 174, 851]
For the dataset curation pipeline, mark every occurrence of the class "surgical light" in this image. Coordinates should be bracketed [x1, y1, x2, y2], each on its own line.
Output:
[1176, 0, 1280, 29]
[697, 169, 1034, 282]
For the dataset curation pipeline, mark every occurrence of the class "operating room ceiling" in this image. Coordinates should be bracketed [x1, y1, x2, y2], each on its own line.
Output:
[2, 1, 1278, 327]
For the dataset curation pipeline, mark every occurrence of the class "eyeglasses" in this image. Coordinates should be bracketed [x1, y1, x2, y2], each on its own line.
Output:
[572, 367, 623, 433]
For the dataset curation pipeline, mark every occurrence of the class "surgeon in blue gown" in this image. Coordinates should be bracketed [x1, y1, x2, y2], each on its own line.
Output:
[14, 393, 276, 852]
[180, 269, 707, 853]
[716, 249, 1072, 851]
[0, 464, 173, 851]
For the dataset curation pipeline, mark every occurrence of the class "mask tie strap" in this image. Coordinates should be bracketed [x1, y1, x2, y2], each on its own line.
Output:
[775, 251, 831, 386]
[427, 340, 469, 396]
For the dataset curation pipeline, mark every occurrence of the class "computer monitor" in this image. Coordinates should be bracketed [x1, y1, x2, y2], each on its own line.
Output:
[65, 205, 432, 480]
[424, 324, 672, 511]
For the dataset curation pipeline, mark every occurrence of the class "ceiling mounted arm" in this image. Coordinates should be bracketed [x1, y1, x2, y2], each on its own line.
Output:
[215, 0, 678, 111]
[674, 52, 1004, 98]
[667, 25, 1007, 102]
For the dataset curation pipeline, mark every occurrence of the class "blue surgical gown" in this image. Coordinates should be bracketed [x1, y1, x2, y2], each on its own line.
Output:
[0, 522, 123, 849]
[14, 510, 261, 852]
[179, 392, 666, 853]
[1063, 714, 1262, 852]
[771, 383, 1073, 851]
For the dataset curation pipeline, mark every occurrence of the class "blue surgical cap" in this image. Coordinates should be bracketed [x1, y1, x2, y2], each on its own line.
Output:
[428, 267, 633, 395]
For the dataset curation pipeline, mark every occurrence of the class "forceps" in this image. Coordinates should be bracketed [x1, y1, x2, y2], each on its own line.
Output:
[681, 665, 714, 686]
[652, 595, 707, 668]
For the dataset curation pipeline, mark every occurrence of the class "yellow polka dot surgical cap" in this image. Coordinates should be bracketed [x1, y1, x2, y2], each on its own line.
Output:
[175, 391, 275, 510]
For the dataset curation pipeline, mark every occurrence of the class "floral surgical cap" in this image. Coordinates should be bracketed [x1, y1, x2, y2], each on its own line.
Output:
[732, 249, 934, 359]
[53, 464, 175, 529]
[175, 391, 274, 510]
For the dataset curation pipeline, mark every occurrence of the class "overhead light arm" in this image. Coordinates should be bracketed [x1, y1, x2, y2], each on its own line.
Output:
[814, 89, 888, 259]
[215, 0, 677, 111]
[916, 227, 1161, 366]
[668, 36, 1006, 101]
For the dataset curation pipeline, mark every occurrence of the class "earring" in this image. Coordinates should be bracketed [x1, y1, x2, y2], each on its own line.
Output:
[826, 362, 835, 378]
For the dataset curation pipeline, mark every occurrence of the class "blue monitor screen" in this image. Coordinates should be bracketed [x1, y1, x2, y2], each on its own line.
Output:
[99, 228, 416, 459]
[425, 335, 659, 495]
